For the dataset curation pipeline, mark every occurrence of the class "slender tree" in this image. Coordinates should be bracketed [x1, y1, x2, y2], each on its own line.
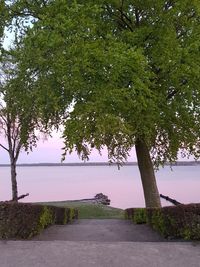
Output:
[6, 0, 200, 207]
[0, 52, 38, 201]
[0, 104, 27, 201]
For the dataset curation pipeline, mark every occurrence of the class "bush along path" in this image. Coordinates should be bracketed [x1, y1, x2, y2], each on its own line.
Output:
[1, 201, 199, 242]
[125, 203, 200, 241]
[0, 202, 78, 239]
[0, 201, 165, 242]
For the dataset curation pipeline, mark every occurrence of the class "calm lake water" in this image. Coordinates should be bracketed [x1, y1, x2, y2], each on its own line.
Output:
[0, 165, 199, 209]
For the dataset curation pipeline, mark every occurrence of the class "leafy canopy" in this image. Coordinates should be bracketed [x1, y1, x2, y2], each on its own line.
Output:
[6, 0, 200, 165]
[0, 50, 41, 152]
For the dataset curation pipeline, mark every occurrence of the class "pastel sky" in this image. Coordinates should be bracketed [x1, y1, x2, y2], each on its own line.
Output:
[0, 130, 137, 164]
[0, 130, 193, 164]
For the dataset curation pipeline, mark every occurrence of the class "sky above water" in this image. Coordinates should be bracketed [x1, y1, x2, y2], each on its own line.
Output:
[0, 130, 193, 164]
[0, 130, 137, 164]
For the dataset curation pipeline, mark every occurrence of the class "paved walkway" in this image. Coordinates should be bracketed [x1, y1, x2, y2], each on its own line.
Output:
[33, 219, 166, 242]
[0, 220, 200, 267]
[1, 241, 199, 267]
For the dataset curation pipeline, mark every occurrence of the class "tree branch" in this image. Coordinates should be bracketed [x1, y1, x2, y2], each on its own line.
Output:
[0, 143, 9, 152]
[6, 193, 29, 202]
[166, 90, 177, 100]
[135, 8, 140, 26]
[14, 141, 22, 162]
[12, 122, 21, 155]
[105, 4, 134, 32]
[117, 7, 134, 31]
[17, 193, 29, 201]
[6, 114, 14, 158]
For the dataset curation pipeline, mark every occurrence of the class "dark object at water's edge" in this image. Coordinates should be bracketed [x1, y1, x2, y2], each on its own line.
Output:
[160, 194, 182, 206]
[69, 193, 110, 206]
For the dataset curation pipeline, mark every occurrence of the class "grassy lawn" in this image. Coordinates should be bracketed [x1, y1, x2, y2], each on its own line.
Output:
[38, 201, 125, 219]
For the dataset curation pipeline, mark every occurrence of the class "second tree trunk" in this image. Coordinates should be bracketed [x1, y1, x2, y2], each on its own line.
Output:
[10, 160, 18, 202]
[135, 139, 161, 208]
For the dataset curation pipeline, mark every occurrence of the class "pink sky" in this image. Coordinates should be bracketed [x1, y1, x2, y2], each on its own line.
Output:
[0, 129, 193, 164]
[0, 130, 137, 164]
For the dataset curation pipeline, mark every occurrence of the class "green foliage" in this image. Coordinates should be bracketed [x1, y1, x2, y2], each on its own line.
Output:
[125, 208, 147, 224]
[0, 202, 78, 239]
[62, 209, 67, 224]
[147, 204, 200, 240]
[39, 206, 55, 230]
[0, 50, 41, 150]
[0, 1, 8, 45]
[6, 0, 200, 165]
[181, 214, 200, 240]
[69, 208, 75, 222]
[54, 207, 67, 224]
[150, 209, 169, 236]
[126, 204, 200, 240]
[0, 50, 43, 201]
[133, 208, 147, 224]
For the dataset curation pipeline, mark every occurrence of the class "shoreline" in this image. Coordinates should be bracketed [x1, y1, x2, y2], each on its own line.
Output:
[0, 161, 199, 167]
[0, 161, 200, 167]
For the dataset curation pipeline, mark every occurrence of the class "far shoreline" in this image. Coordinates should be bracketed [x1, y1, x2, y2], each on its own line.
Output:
[0, 161, 199, 167]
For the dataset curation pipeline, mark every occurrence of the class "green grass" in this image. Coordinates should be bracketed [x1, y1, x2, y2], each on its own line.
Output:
[37, 201, 125, 219]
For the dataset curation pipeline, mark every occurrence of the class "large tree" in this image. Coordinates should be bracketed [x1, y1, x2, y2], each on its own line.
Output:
[6, 0, 200, 207]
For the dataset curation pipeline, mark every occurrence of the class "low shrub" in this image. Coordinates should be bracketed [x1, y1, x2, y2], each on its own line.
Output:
[126, 204, 200, 240]
[148, 204, 200, 240]
[50, 206, 78, 224]
[53, 207, 67, 225]
[0, 202, 54, 239]
[146, 208, 172, 237]
[72, 208, 78, 219]
[134, 208, 147, 224]
[125, 208, 147, 224]
[69, 208, 76, 222]
[0, 202, 78, 239]
[125, 208, 134, 220]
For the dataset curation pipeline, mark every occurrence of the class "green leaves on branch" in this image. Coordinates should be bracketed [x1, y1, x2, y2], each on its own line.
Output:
[5, 0, 200, 165]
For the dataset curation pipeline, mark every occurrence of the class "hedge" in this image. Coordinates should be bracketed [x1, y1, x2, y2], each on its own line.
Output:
[125, 204, 200, 240]
[0, 202, 78, 239]
[54, 206, 78, 224]
[125, 208, 147, 224]
[147, 204, 200, 240]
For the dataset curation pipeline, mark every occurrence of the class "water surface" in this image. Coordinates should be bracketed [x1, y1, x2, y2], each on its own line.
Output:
[0, 165, 199, 208]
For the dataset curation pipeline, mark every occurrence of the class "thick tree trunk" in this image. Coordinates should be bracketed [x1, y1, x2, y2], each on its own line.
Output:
[135, 139, 161, 208]
[10, 160, 18, 202]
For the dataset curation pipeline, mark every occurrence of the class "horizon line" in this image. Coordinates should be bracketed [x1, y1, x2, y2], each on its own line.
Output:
[0, 161, 199, 167]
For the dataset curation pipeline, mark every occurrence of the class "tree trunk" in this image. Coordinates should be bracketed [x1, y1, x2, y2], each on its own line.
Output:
[135, 138, 161, 208]
[10, 159, 18, 202]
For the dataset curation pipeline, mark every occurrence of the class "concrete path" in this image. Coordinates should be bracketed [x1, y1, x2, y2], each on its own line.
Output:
[1, 220, 200, 267]
[33, 219, 166, 242]
[0, 241, 200, 267]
